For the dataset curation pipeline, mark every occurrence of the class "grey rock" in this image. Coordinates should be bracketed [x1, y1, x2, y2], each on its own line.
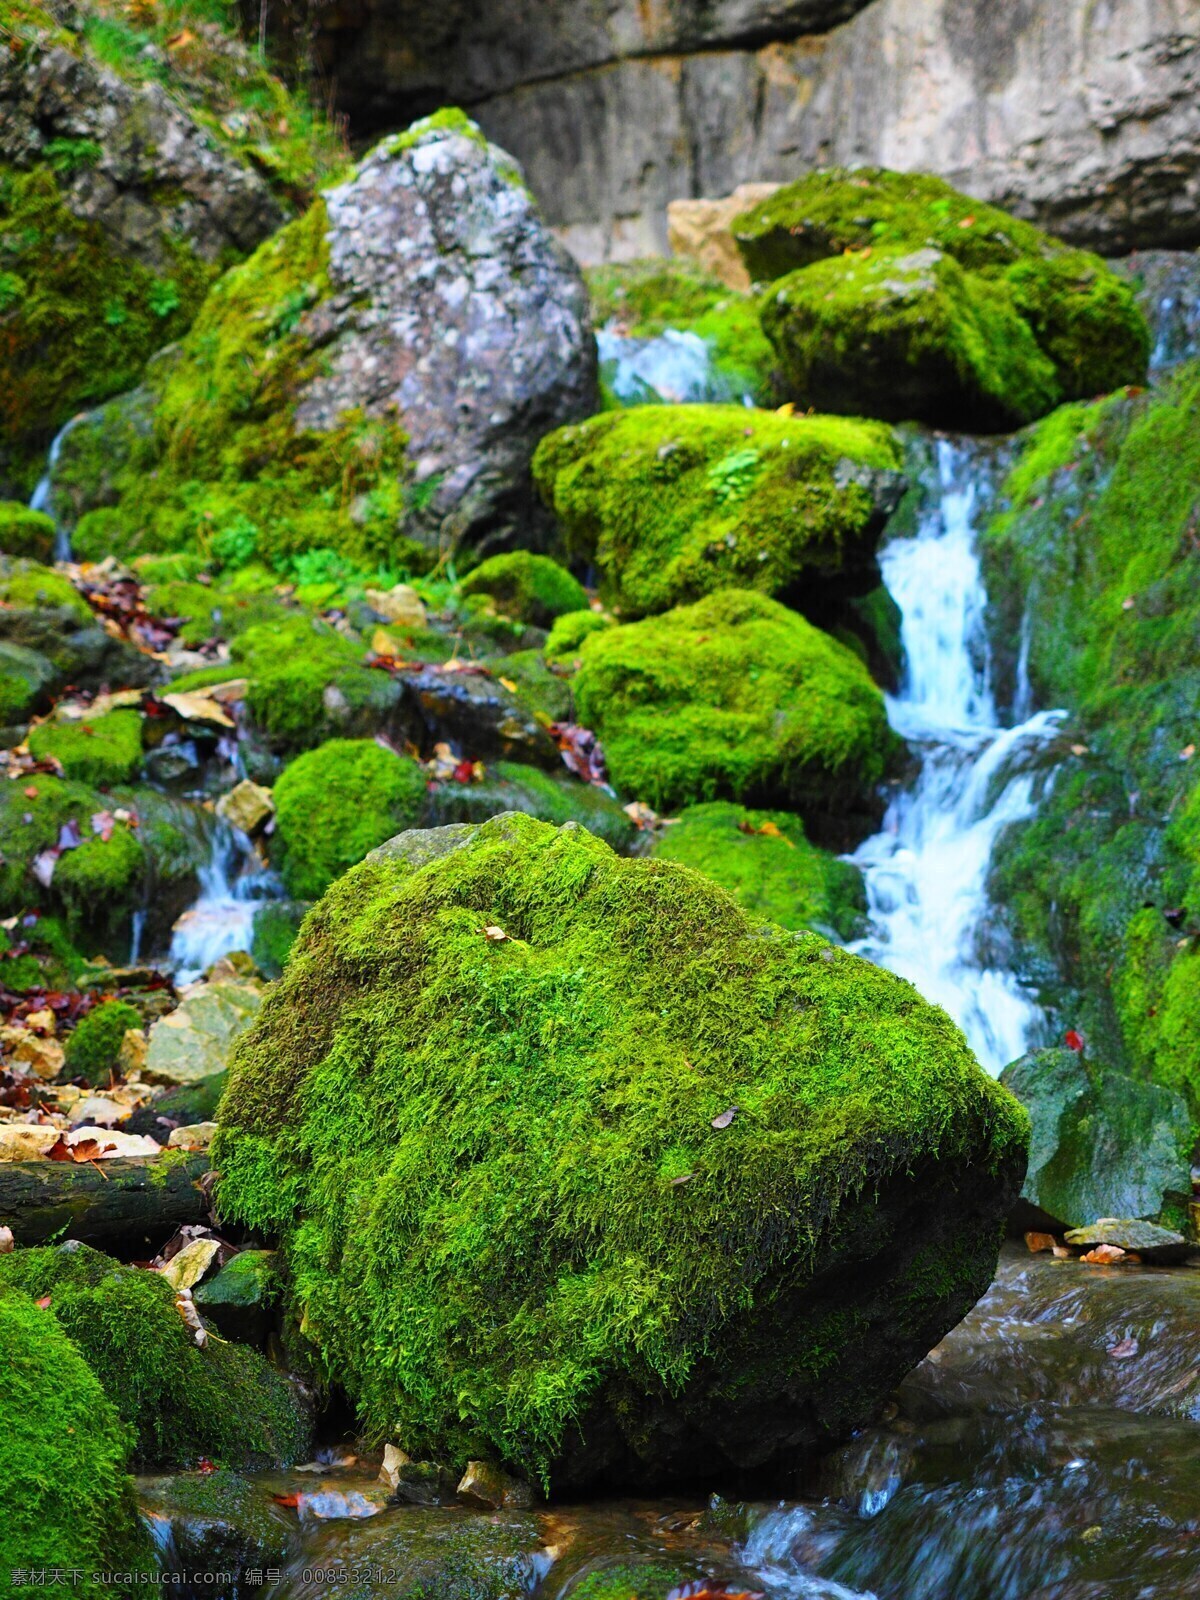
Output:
[144, 979, 263, 1086]
[465, 0, 1200, 261]
[291, 117, 597, 551]
[399, 663, 561, 766]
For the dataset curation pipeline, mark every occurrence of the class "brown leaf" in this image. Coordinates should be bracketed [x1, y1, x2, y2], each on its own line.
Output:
[1107, 1336, 1139, 1360]
[35, 1295, 52, 1309]
[1082, 1244, 1127, 1264]
[737, 818, 795, 848]
[1024, 1231, 1057, 1254]
[483, 925, 509, 943]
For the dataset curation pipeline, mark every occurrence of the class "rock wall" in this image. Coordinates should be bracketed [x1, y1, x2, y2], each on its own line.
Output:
[457, 0, 1200, 260]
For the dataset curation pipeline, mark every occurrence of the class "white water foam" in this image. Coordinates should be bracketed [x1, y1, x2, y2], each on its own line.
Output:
[849, 439, 1065, 1076]
[169, 820, 281, 984]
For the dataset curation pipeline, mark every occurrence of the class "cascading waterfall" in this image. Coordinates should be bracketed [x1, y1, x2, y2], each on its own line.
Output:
[849, 439, 1065, 1077]
[596, 326, 755, 405]
[168, 819, 282, 985]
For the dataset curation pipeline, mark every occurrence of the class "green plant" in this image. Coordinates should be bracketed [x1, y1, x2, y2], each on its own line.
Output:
[63, 999, 142, 1084]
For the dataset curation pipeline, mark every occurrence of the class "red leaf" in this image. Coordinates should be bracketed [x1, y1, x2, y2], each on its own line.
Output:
[35, 1295, 52, 1309]
[197, 1458, 217, 1475]
[272, 1492, 302, 1508]
[1064, 1029, 1085, 1052]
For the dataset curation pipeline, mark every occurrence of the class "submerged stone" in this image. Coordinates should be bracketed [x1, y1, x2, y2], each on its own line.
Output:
[1064, 1219, 1193, 1265]
[1000, 1048, 1194, 1231]
[213, 813, 1027, 1491]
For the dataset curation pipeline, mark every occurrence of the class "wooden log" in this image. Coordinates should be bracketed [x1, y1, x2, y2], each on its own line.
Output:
[0, 1153, 210, 1250]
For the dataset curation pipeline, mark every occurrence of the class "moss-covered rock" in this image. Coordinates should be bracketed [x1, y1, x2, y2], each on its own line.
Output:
[0, 1287, 147, 1590]
[28, 707, 144, 786]
[0, 639, 57, 726]
[250, 901, 310, 979]
[652, 802, 867, 939]
[273, 738, 429, 900]
[427, 761, 635, 851]
[43, 109, 595, 565]
[544, 608, 615, 665]
[534, 405, 904, 618]
[213, 812, 1026, 1491]
[980, 365, 1200, 1111]
[1000, 1048, 1195, 1232]
[0, 0, 345, 496]
[737, 169, 1148, 431]
[461, 552, 587, 628]
[0, 1243, 310, 1469]
[572, 589, 895, 821]
[194, 1250, 281, 1347]
[63, 998, 142, 1084]
[0, 501, 54, 561]
[587, 257, 778, 406]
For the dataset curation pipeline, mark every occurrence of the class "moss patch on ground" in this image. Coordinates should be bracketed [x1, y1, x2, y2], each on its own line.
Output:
[213, 813, 1026, 1490]
[0, 773, 146, 933]
[572, 588, 895, 821]
[981, 365, 1200, 1110]
[0, 501, 55, 561]
[460, 551, 587, 628]
[737, 169, 1147, 431]
[272, 738, 429, 900]
[0, 1244, 310, 1470]
[63, 998, 141, 1083]
[0, 1288, 147, 1590]
[652, 802, 867, 939]
[28, 707, 144, 786]
[534, 405, 903, 619]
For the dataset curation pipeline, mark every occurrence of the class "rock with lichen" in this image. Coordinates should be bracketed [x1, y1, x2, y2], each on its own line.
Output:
[213, 811, 1027, 1492]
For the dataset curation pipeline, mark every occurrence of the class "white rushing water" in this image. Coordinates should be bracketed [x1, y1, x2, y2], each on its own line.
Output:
[168, 820, 282, 984]
[29, 413, 85, 561]
[597, 326, 754, 406]
[849, 439, 1065, 1077]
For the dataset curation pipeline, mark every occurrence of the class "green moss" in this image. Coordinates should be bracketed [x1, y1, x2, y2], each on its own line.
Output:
[250, 901, 309, 978]
[0, 164, 211, 492]
[0, 560, 91, 621]
[0, 501, 55, 561]
[213, 813, 1026, 1488]
[544, 609, 615, 665]
[569, 1565, 697, 1600]
[428, 762, 635, 851]
[982, 364, 1200, 1110]
[572, 589, 895, 819]
[54, 198, 417, 568]
[587, 258, 777, 405]
[0, 913, 85, 993]
[63, 999, 142, 1083]
[28, 708, 144, 786]
[652, 802, 867, 939]
[737, 169, 1147, 431]
[273, 738, 428, 899]
[461, 552, 587, 628]
[0, 639, 55, 724]
[534, 405, 902, 618]
[484, 648, 573, 723]
[0, 1244, 310, 1470]
[0, 1288, 147, 1591]
[761, 246, 1059, 431]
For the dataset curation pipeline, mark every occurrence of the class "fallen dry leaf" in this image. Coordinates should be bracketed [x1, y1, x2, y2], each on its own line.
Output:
[1082, 1244, 1127, 1264]
[1024, 1231, 1057, 1254]
[1107, 1336, 1139, 1359]
[0, 1225, 13, 1252]
[161, 691, 236, 729]
[710, 1107, 737, 1130]
[483, 925, 509, 943]
[737, 818, 794, 848]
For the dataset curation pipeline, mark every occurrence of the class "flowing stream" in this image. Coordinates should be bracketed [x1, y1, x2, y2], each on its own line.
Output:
[29, 413, 84, 560]
[848, 439, 1065, 1075]
[168, 820, 282, 984]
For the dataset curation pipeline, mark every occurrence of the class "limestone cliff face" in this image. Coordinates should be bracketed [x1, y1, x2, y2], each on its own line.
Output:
[313, 0, 1200, 260]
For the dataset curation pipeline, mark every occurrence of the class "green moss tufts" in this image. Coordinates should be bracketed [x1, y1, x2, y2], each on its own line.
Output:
[0, 1244, 310, 1470]
[213, 813, 1026, 1488]
[28, 709, 144, 787]
[63, 999, 142, 1083]
[652, 802, 867, 939]
[544, 608, 615, 665]
[0, 1288, 147, 1589]
[572, 588, 895, 818]
[460, 552, 587, 628]
[272, 738, 429, 899]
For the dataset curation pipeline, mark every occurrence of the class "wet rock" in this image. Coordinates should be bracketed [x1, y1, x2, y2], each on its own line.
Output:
[144, 980, 263, 1086]
[166, 1121, 218, 1154]
[140, 1470, 299, 1577]
[1000, 1049, 1194, 1231]
[124, 1072, 227, 1138]
[215, 779, 274, 837]
[1064, 1219, 1193, 1266]
[400, 665, 560, 767]
[194, 1249, 280, 1346]
[457, 1460, 535, 1511]
[387, 1460, 462, 1508]
[378, 1443, 413, 1493]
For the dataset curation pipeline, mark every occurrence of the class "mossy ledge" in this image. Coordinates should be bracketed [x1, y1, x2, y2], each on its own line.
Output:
[213, 812, 1027, 1492]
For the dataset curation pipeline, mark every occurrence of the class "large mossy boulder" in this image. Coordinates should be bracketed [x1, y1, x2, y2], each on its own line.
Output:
[45, 108, 596, 565]
[427, 760, 636, 852]
[1000, 1048, 1195, 1232]
[533, 405, 904, 618]
[738, 169, 1148, 431]
[652, 801, 867, 940]
[273, 738, 429, 900]
[213, 812, 1027, 1491]
[460, 551, 587, 629]
[0, 1243, 310, 1469]
[27, 707, 144, 787]
[572, 588, 895, 819]
[0, 1288, 148, 1590]
[0, 773, 146, 934]
[0, 0, 343, 496]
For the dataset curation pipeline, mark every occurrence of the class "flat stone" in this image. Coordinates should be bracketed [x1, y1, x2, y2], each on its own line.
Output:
[215, 780, 274, 836]
[144, 981, 263, 1086]
[1065, 1219, 1194, 1266]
